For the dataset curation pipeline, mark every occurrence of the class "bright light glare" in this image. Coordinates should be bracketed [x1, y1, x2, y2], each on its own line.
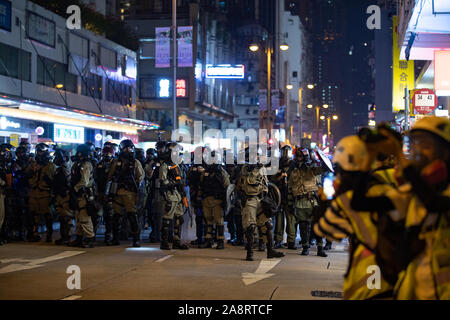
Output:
[249, 44, 259, 52]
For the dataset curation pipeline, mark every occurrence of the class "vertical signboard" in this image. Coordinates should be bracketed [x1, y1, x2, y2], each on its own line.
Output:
[155, 27, 171, 68]
[435, 50, 450, 95]
[177, 26, 193, 67]
[392, 16, 415, 112]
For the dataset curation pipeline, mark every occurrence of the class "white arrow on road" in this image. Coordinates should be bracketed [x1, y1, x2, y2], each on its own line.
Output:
[242, 259, 281, 286]
[0, 251, 85, 274]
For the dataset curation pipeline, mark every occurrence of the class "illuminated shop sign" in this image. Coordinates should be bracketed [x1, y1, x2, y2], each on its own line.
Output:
[0, 116, 20, 130]
[54, 124, 85, 143]
[157, 79, 188, 98]
[205, 64, 245, 79]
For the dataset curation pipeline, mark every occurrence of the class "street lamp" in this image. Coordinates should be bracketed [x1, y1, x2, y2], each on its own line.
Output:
[249, 44, 259, 52]
[307, 104, 313, 109]
[249, 38, 288, 135]
[279, 42, 289, 51]
[332, 115, 338, 120]
[307, 84, 315, 89]
[286, 84, 293, 90]
[323, 104, 329, 109]
[320, 115, 326, 120]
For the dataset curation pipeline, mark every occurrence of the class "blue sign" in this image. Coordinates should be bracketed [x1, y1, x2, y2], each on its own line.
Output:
[0, 0, 11, 32]
[205, 65, 245, 79]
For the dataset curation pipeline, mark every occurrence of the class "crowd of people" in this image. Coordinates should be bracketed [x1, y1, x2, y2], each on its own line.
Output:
[0, 115, 448, 299]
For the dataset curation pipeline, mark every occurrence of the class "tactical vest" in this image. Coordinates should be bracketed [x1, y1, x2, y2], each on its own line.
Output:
[53, 164, 70, 197]
[113, 159, 138, 192]
[70, 160, 93, 190]
[96, 160, 112, 193]
[289, 166, 319, 197]
[241, 165, 268, 196]
[202, 169, 225, 198]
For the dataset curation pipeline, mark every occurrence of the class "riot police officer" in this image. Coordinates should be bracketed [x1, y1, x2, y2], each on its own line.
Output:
[199, 151, 230, 249]
[144, 147, 159, 242]
[0, 144, 14, 244]
[187, 147, 206, 247]
[287, 147, 323, 255]
[27, 143, 56, 242]
[11, 145, 30, 241]
[69, 144, 96, 248]
[237, 147, 285, 261]
[96, 145, 115, 245]
[158, 142, 189, 250]
[53, 148, 74, 245]
[270, 145, 292, 249]
[107, 139, 144, 247]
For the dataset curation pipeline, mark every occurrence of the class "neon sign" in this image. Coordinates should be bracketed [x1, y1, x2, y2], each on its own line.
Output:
[0, 116, 20, 130]
[176, 79, 187, 97]
[205, 64, 245, 79]
[54, 124, 85, 143]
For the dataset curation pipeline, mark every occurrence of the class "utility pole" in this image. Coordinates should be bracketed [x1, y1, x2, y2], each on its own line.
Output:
[172, 0, 177, 131]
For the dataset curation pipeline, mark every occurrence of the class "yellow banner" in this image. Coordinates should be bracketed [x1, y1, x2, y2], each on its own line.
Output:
[392, 16, 415, 113]
[10, 134, 19, 147]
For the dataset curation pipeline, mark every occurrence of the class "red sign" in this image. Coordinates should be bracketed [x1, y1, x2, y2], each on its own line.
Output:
[176, 79, 187, 98]
[412, 88, 438, 114]
[122, 134, 139, 145]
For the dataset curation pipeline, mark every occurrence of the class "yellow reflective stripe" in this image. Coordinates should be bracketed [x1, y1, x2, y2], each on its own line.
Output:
[338, 194, 376, 250]
[318, 216, 347, 241]
[327, 202, 354, 234]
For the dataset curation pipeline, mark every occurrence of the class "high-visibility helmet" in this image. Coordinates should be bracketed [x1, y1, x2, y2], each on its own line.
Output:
[410, 116, 450, 144]
[333, 135, 369, 171]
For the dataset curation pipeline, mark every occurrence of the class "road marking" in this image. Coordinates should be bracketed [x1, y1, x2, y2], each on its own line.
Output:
[155, 255, 173, 263]
[242, 259, 281, 286]
[0, 251, 85, 274]
[61, 295, 82, 300]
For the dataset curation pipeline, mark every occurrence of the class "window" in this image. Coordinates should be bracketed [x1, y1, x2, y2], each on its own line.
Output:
[82, 73, 102, 99]
[106, 78, 132, 105]
[0, 42, 31, 81]
[37, 56, 77, 92]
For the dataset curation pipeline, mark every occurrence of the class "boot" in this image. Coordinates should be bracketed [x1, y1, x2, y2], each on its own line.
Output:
[274, 241, 283, 249]
[45, 214, 53, 243]
[324, 241, 332, 250]
[287, 242, 297, 250]
[69, 235, 84, 247]
[128, 213, 141, 248]
[199, 238, 213, 248]
[266, 227, 284, 259]
[245, 225, 255, 261]
[55, 217, 67, 245]
[317, 246, 328, 257]
[87, 237, 95, 248]
[160, 219, 171, 250]
[216, 225, 225, 250]
[28, 215, 41, 242]
[258, 239, 266, 252]
[216, 239, 224, 250]
[110, 214, 121, 246]
[301, 246, 310, 256]
[173, 240, 189, 250]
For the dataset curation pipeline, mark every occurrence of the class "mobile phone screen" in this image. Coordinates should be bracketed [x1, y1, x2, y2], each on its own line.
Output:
[323, 174, 335, 200]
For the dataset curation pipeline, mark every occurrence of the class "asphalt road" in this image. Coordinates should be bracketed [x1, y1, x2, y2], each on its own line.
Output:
[0, 238, 348, 300]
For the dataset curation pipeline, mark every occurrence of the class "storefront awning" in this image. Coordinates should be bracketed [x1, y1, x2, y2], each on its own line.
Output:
[0, 96, 159, 134]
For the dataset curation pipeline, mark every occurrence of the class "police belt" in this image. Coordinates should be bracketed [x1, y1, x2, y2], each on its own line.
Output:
[295, 193, 316, 200]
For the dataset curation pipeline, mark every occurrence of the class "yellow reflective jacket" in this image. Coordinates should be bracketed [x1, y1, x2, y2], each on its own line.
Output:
[395, 187, 450, 300]
[314, 187, 393, 300]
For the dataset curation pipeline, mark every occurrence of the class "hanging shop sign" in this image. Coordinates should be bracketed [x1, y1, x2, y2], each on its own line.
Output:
[412, 88, 438, 114]
[392, 16, 415, 113]
[205, 65, 245, 79]
[155, 27, 171, 68]
[54, 124, 85, 144]
[9, 134, 19, 147]
[35, 126, 44, 135]
[177, 26, 193, 67]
